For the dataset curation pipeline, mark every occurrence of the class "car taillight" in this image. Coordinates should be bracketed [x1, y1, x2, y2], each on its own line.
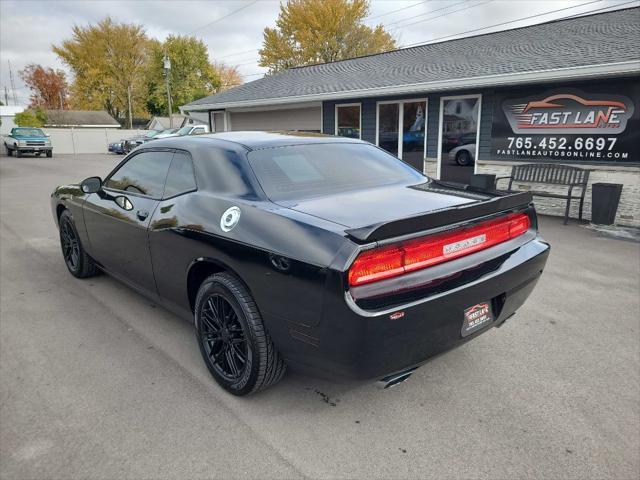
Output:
[348, 212, 530, 287]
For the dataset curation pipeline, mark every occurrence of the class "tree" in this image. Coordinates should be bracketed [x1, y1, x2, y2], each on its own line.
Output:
[259, 0, 396, 73]
[215, 63, 243, 91]
[53, 17, 150, 127]
[145, 36, 221, 116]
[14, 108, 47, 127]
[19, 64, 70, 109]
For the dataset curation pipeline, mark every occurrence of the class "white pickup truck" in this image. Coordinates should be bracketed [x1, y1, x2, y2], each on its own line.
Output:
[154, 124, 209, 139]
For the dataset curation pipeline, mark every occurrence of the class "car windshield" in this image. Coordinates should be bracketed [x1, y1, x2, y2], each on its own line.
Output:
[176, 127, 192, 135]
[145, 130, 160, 138]
[247, 143, 424, 202]
[14, 128, 45, 137]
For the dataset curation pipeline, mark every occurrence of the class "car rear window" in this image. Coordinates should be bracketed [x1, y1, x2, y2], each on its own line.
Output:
[247, 143, 423, 201]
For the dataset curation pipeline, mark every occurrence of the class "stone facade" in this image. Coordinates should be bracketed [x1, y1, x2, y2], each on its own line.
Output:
[477, 161, 640, 227]
[421, 158, 639, 227]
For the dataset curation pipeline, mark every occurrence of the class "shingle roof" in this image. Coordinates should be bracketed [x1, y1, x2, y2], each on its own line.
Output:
[185, 8, 640, 110]
[45, 110, 120, 127]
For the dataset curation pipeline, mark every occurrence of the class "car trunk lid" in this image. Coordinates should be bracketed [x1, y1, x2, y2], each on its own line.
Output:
[277, 180, 532, 242]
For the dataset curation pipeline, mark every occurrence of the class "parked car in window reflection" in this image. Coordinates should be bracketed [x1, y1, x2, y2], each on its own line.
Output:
[449, 143, 476, 166]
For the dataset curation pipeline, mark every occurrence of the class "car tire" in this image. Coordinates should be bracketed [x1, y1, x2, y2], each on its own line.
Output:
[195, 272, 286, 396]
[16, 149, 22, 158]
[455, 150, 472, 166]
[46, 150, 53, 158]
[58, 210, 98, 278]
[5, 146, 11, 156]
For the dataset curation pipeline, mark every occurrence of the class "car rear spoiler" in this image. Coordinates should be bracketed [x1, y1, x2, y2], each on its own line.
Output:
[345, 187, 533, 243]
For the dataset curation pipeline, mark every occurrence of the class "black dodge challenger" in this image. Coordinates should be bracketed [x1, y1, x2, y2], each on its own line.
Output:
[51, 132, 549, 395]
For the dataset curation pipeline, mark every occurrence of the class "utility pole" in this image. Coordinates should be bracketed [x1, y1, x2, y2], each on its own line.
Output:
[8, 61, 18, 105]
[4, 86, 8, 106]
[163, 55, 173, 128]
[59, 91, 64, 110]
[127, 84, 133, 129]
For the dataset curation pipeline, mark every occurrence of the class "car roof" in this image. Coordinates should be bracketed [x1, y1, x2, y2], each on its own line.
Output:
[147, 131, 366, 151]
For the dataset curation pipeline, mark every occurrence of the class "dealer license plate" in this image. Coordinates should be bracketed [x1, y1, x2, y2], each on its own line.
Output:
[461, 302, 494, 337]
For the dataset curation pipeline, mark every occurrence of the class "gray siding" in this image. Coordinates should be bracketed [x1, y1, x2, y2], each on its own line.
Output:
[478, 89, 495, 161]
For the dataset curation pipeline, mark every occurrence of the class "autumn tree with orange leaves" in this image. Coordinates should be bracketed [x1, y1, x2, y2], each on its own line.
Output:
[19, 64, 70, 109]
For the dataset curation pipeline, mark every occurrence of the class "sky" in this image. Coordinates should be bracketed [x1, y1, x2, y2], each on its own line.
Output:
[0, 0, 636, 107]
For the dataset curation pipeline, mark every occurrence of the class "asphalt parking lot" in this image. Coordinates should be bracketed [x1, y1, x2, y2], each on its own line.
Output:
[1, 153, 639, 480]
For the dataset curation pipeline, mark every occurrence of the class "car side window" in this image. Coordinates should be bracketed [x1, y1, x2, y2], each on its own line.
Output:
[104, 151, 173, 199]
[163, 151, 197, 198]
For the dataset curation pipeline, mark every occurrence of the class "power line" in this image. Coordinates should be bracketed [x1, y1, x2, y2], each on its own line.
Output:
[560, 0, 639, 19]
[401, 0, 606, 48]
[214, 0, 635, 77]
[223, 0, 471, 69]
[389, 0, 493, 30]
[217, 48, 260, 59]
[365, 0, 430, 21]
[240, 71, 266, 79]
[234, 59, 263, 68]
[212, 1, 464, 61]
[188, 1, 258, 35]
[384, 0, 470, 27]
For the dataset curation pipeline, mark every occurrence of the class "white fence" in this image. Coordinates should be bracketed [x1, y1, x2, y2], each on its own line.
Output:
[42, 128, 144, 154]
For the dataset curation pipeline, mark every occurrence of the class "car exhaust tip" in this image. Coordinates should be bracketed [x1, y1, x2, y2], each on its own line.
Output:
[376, 368, 417, 389]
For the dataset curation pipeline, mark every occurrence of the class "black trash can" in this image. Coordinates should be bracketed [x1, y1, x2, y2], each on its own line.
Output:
[470, 174, 496, 190]
[591, 183, 623, 225]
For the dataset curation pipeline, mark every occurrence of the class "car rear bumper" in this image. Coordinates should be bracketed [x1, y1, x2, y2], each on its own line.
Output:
[280, 235, 549, 380]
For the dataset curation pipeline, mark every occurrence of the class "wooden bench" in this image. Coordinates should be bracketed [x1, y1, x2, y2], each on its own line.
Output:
[495, 163, 590, 224]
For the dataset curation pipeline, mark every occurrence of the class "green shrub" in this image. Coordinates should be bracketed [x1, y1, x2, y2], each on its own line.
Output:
[14, 108, 47, 127]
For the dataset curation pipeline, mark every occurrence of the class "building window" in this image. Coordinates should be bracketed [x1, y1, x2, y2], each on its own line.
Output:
[336, 104, 361, 139]
[376, 99, 427, 171]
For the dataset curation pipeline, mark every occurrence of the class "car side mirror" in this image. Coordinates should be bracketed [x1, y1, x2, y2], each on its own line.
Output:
[81, 176, 102, 194]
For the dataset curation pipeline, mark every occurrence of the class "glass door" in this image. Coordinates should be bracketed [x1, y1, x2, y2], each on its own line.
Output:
[401, 101, 426, 170]
[377, 100, 427, 171]
[438, 95, 480, 183]
[377, 103, 399, 156]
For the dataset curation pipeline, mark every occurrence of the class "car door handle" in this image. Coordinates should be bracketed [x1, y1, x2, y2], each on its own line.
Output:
[136, 209, 149, 221]
[115, 195, 133, 211]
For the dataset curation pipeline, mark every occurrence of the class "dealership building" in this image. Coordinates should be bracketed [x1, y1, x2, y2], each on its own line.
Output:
[182, 8, 640, 226]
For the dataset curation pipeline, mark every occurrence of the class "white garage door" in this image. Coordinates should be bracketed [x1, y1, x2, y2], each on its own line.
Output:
[229, 106, 321, 132]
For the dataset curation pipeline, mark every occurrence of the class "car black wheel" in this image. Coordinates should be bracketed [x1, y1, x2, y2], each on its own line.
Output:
[195, 273, 286, 396]
[16, 149, 22, 158]
[5, 146, 11, 156]
[456, 150, 472, 166]
[59, 210, 98, 278]
[46, 150, 53, 158]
